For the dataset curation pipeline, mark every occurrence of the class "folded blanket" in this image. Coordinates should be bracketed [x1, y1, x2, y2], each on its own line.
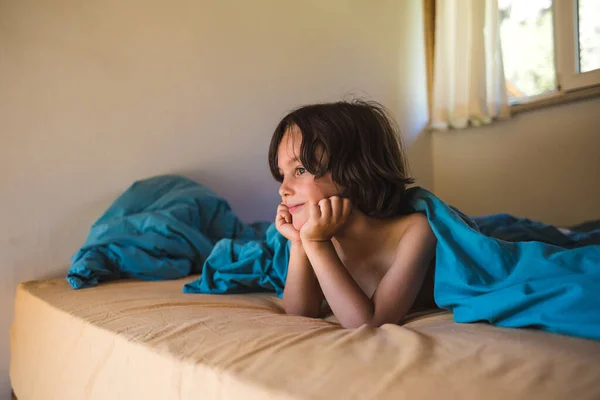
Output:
[67, 175, 600, 340]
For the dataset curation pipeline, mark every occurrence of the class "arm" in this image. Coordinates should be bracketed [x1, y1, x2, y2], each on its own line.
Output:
[282, 242, 324, 318]
[303, 240, 372, 327]
[304, 209, 436, 328]
[275, 203, 324, 318]
[368, 214, 436, 327]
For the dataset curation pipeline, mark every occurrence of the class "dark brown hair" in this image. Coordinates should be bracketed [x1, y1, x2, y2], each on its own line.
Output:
[268, 100, 415, 218]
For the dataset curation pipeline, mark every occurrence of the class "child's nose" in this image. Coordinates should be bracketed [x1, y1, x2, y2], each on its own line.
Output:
[278, 179, 293, 198]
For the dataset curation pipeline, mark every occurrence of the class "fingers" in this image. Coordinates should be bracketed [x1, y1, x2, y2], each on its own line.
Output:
[281, 211, 292, 224]
[341, 198, 352, 219]
[309, 202, 321, 220]
[275, 213, 285, 227]
[276, 204, 292, 225]
[329, 196, 342, 223]
[283, 212, 292, 224]
[313, 196, 351, 221]
[318, 198, 332, 221]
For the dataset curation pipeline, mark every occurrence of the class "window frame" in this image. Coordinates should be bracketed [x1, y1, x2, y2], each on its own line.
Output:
[505, 0, 600, 111]
[422, 0, 600, 116]
[554, 0, 600, 92]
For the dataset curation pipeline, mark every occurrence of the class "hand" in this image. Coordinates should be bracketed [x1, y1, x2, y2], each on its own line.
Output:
[300, 196, 352, 242]
[276, 203, 301, 243]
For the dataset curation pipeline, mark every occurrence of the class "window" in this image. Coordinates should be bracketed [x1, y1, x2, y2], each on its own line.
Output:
[499, 0, 600, 105]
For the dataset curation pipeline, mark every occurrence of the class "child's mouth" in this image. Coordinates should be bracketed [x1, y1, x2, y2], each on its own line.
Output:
[289, 204, 304, 214]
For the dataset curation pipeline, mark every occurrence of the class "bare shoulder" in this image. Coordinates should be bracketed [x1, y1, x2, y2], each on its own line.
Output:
[405, 212, 432, 231]
[395, 213, 436, 251]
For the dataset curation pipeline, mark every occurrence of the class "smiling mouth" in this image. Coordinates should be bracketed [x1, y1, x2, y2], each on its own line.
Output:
[288, 204, 304, 214]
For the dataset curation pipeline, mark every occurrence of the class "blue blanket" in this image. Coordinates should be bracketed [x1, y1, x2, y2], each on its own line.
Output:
[68, 175, 272, 288]
[67, 175, 600, 340]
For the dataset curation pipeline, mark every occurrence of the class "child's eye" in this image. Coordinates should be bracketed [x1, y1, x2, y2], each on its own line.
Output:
[295, 167, 306, 176]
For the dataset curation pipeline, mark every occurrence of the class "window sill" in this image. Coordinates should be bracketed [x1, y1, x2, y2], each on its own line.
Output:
[510, 85, 600, 115]
[426, 85, 600, 132]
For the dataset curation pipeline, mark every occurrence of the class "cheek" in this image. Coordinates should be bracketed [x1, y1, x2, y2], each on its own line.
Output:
[314, 178, 340, 199]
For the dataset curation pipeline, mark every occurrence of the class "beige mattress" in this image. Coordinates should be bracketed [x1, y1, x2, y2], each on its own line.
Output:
[10, 276, 600, 400]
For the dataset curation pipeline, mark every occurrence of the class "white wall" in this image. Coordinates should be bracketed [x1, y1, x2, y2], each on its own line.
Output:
[0, 0, 430, 395]
[395, 1, 432, 189]
[432, 97, 600, 226]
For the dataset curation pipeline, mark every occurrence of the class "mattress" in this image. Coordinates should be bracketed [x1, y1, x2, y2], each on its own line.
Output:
[10, 277, 600, 400]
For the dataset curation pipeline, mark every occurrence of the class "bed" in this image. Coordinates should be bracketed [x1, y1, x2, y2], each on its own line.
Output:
[10, 275, 600, 400]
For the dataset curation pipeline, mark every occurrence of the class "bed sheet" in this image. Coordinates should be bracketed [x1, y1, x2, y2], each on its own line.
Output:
[11, 277, 600, 400]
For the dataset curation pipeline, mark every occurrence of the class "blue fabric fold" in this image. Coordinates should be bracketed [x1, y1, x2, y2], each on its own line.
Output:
[67, 175, 600, 340]
[408, 189, 600, 340]
[67, 175, 269, 289]
[183, 224, 289, 297]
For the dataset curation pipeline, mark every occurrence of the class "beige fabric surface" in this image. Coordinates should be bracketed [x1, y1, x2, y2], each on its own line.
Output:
[10, 276, 600, 400]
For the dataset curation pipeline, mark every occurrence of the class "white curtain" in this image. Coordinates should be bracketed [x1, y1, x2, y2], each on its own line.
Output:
[431, 0, 511, 130]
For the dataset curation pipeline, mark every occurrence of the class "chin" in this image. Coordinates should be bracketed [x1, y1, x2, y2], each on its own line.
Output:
[292, 219, 305, 232]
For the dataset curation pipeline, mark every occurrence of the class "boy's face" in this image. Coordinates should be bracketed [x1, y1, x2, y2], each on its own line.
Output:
[277, 126, 340, 231]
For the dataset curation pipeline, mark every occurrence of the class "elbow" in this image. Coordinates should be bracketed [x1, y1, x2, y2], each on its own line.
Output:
[338, 302, 376, 328]
[340, 312, 403, 329]
[341, 318, 374, 329]
[340, 320, 367, 329]
[341, 319, 393, 329]
[283, 303, 321, 319]
[340, 311, 377, 329]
